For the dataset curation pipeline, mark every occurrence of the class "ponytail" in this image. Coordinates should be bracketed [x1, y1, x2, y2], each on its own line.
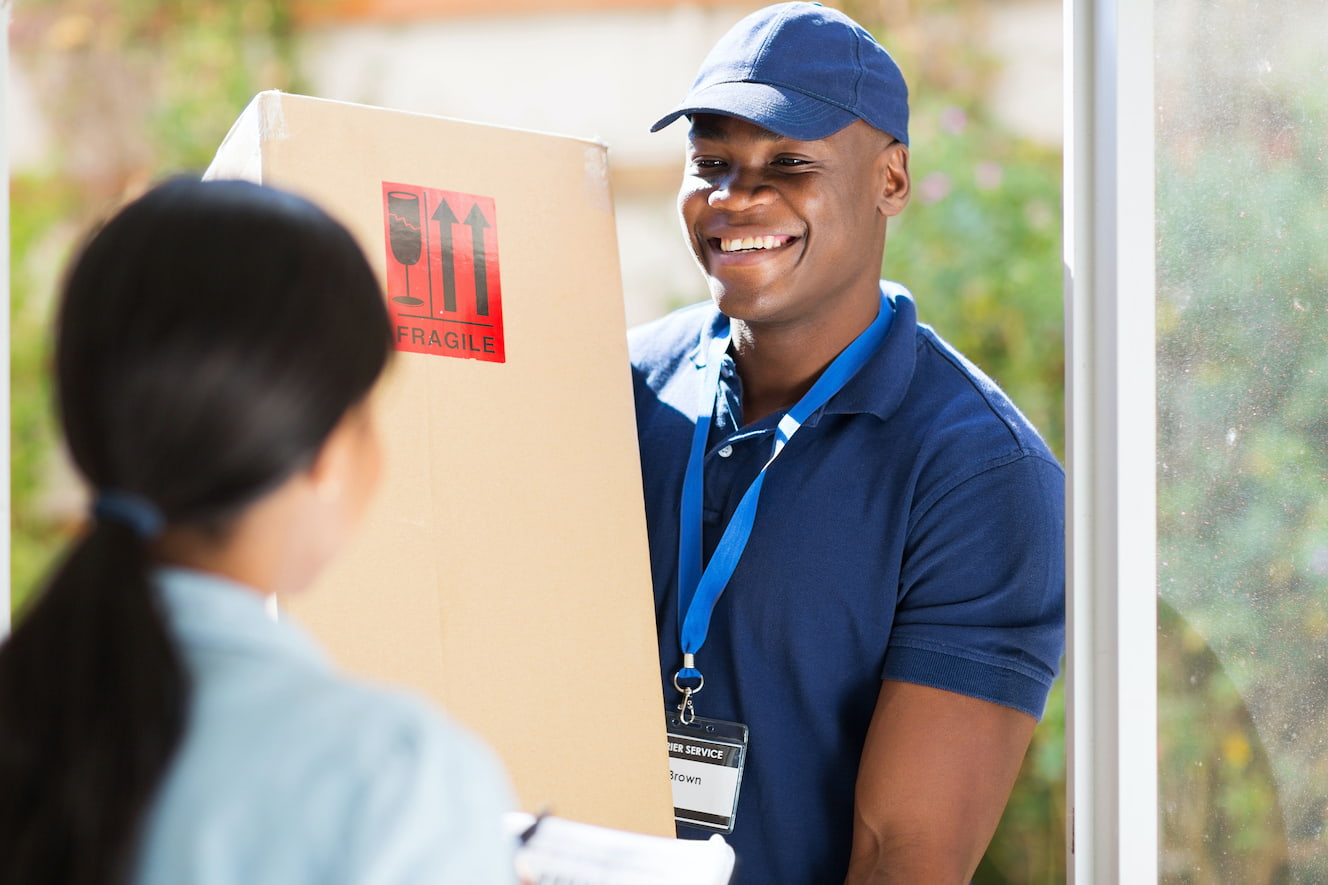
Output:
[0, 518, 187, 885]
[0, 178, 391, 885]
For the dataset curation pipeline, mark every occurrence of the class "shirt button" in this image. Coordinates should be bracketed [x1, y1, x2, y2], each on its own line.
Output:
[718, 445, 734, 458]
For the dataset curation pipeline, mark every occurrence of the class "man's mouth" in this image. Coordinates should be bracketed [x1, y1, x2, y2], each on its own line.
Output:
[713, 235, 795, 253]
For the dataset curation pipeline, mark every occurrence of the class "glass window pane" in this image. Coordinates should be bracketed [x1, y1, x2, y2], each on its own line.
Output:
[1156, 0, 1328, 880]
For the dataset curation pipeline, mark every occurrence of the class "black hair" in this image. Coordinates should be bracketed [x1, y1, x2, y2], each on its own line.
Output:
[0, 178, 392, 885]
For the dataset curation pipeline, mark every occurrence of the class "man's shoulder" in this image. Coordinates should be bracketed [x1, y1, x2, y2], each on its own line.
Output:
[628, 300, 716, 372]
[905, 319, 1060, 470]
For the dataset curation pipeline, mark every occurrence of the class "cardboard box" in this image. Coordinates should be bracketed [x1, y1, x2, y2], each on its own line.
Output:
[206, 91, 673, 836]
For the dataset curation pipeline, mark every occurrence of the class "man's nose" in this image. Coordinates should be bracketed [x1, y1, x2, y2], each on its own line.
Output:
[708, 168, 776, 211]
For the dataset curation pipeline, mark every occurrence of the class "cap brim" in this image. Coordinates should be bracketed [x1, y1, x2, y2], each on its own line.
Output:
[650, 81, 858, 141]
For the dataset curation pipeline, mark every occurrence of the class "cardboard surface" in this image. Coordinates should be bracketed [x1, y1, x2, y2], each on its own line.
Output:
[206, 92, 673, 836]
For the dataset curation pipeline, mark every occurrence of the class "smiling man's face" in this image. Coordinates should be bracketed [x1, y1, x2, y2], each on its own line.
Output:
[678, 114, 909, 332]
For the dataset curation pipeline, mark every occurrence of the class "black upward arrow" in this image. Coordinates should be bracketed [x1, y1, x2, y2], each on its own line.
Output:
[464, 204, 491, 317]
[432, 199, 459, 314]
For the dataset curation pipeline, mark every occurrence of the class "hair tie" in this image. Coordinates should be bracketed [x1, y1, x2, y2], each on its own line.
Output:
[93, 490, 165, 540]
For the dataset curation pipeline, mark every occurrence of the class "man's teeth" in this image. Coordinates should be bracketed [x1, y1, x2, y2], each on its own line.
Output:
[719, 235, 788, 253]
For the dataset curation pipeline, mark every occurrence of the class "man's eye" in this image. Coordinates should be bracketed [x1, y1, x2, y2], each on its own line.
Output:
[773, 157, 809, 168]
[691, 158, 725, 170]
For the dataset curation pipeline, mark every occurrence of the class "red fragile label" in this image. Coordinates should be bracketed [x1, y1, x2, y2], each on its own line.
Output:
[381, 182, 505, 363]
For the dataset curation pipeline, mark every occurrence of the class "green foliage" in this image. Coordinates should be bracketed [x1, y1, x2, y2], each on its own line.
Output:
[131, 1, 302, 171]
[1155, 6, 1328, 880]
[1158, 601, 1291, 883]
[885, 99, 1065, 461]
[9, 0, 301, 616]
[9, 175, 83, 614]
[1156, 118, 1328, 883]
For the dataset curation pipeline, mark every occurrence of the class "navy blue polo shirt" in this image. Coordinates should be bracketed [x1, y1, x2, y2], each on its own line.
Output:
[629, 286, 1064, 885]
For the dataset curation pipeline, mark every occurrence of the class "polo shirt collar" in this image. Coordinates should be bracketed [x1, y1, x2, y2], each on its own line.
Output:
[685, 282, 919, 426]
[821, 285, 918, 423]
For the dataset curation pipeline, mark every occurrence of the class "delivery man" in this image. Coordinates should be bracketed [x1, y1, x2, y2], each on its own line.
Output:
[629, 3, 1065, 882]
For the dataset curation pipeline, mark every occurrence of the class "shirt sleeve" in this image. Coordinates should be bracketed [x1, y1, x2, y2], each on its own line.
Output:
[340, 701, 519, 885]
[882, 450, 1066, 719]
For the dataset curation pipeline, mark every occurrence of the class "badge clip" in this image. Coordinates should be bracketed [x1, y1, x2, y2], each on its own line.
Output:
[673, 653, 704, 725]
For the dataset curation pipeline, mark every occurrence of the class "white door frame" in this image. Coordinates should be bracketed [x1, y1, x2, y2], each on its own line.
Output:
[1064, 0, 1158, 879]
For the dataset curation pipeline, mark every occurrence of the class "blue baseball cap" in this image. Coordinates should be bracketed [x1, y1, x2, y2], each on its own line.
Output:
[651, 2, 910, 145]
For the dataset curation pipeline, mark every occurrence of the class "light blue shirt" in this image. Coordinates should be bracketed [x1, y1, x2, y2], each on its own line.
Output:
[134, 567, 517, 884]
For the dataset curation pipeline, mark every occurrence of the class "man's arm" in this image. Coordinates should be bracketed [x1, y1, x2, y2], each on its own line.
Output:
[844, 680, 1037, 885]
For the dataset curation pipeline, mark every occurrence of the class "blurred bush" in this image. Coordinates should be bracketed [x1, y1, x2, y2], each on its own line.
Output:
[1155, 6, 1328, 871]
[9, 0, 302, 614]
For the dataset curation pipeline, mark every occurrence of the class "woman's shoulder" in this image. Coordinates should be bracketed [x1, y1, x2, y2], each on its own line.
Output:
[141, 663, 516, 884]
[199, 649, 507, 791]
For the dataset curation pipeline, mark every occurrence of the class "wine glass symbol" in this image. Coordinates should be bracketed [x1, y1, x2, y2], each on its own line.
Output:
[387, 191, 424, 305]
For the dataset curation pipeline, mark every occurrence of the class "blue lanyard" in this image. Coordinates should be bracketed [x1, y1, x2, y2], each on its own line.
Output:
[674, 292, 894, 698]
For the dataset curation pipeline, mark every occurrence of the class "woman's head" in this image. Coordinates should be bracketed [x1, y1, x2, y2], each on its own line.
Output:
[56, 177, 392, 538]
[0, 178, 392, 885]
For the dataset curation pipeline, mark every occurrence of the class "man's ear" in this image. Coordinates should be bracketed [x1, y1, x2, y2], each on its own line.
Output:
[876, 142, 911, 218]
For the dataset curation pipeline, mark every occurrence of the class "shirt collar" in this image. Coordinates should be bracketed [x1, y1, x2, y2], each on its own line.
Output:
[153, 566, 330, 671]
[687, 282, 919, 426]
[821, 284, 918, 423]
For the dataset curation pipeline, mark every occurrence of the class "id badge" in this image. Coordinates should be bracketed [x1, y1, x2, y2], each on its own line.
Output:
[665, 710, 749, 833]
